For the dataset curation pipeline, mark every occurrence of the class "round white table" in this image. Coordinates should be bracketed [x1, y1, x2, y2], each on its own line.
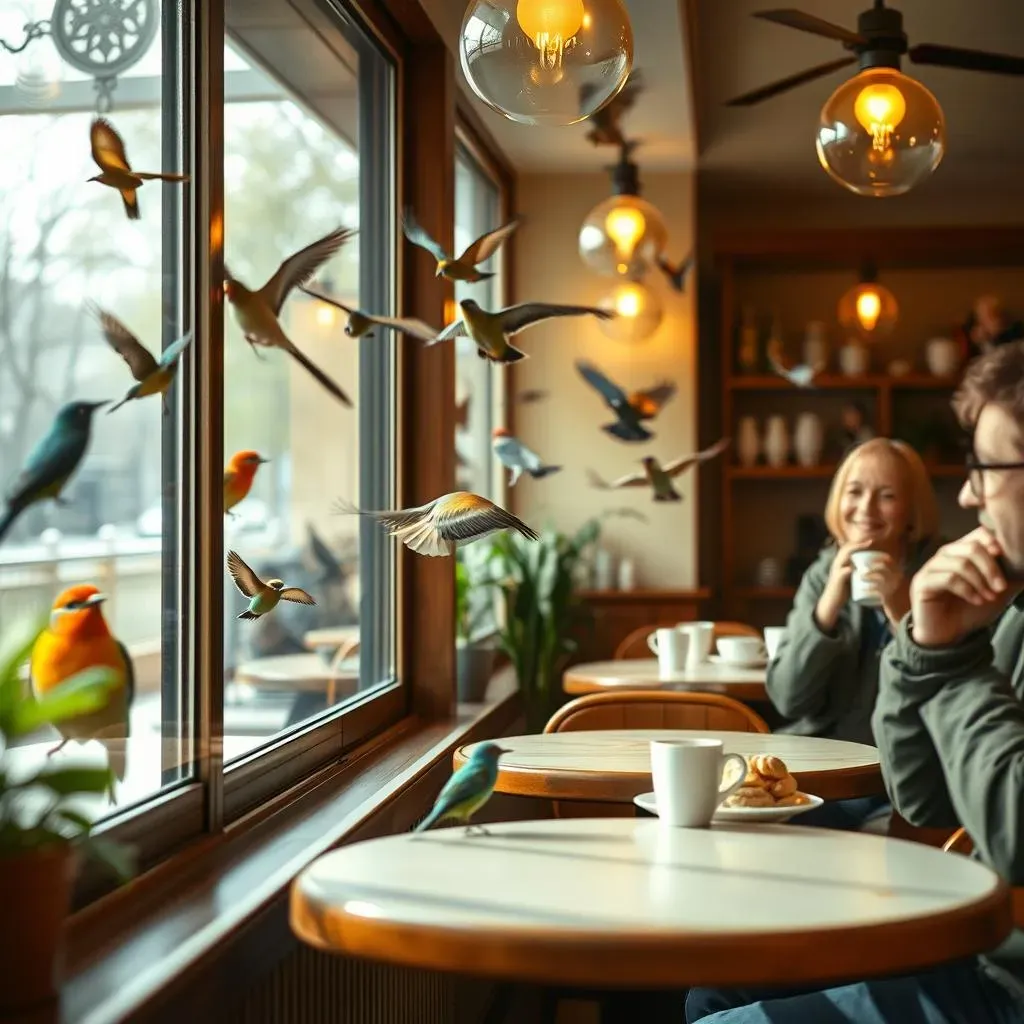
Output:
[291, 818, 1011, 988]
[455, 730, 883, 802]
[564, 658, 767, 702]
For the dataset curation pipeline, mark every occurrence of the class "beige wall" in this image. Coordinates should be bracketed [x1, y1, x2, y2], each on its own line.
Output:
[510, 171, 700, 588]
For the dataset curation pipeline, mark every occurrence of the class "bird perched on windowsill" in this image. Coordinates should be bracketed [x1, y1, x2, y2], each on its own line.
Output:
[576, 359, 676, 442]
[402, 208, 521, 283]
[587, 439, 730, 502]
[227, 549, 316, 620]
[414, 741, 511, 834]
[491, 428, 561, 487]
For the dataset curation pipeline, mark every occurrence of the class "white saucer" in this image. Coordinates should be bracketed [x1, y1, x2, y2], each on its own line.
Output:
[710, 653, 768, 669]
[633, 790, 824, 824]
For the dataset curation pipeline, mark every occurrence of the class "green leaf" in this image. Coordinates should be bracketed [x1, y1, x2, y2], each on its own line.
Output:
[53, 809, 96, 835]
[18, 765, 114, 797]
[7, 669, 119, 737]
[0, 618, 45, 731]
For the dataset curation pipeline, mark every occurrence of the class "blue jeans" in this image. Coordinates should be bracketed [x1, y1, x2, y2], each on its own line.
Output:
[791, 795, 891, 832]
[686, 961, 1024, 1023]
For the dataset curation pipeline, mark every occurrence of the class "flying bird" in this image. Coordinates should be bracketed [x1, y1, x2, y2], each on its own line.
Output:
[587, 439, 730, 502]
[430, 299, 612, 364]
[516, 388, 549, 404]
[0, 401, 106, 544]
[414, 741, 510, 834]
[581, 70, 643, 148]
[402, 208, 521, 283]
[297, 283, 441, 342]
[224, 450, 268, 516]
[492, 427, 561, 486]
[306, 522, 344, 585]
[88, 117, 189, 220]
[30, 585, 134, 796]
[768, 337, 824, 389]
[226, 549, 316, 621]
[334, 491, 538, 557]
[92, 306, 192, 415]
[224, 226, 356, 406]
[657, 253, 693, 294]
[576, 360, 676, 442]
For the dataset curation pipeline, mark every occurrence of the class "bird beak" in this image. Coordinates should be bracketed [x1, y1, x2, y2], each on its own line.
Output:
[89, 401, 110, 411]
[82, 592, 107, 607]
[258, 457, 270, 464]
[496, 746, 512, 755]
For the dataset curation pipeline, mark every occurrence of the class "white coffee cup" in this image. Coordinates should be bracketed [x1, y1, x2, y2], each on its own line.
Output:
[678, 621, 714, 669]
[650, 738, 748, 828]
[715, 635, 765, 665]
[647, 628, 689, 675]
[763, 626, 786, 661]
[850, 550, 886, 606]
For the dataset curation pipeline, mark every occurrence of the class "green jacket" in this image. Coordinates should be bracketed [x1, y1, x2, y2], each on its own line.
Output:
[768, 542, 936, 744]
[875, 602, 1024, 980]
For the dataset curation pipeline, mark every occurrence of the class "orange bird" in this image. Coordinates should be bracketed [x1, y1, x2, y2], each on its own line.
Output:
[224, 450, 268, 516]
[30, 584, 134, 794]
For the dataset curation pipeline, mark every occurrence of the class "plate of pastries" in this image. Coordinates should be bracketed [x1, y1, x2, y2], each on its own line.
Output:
[714, 754, 823, 822]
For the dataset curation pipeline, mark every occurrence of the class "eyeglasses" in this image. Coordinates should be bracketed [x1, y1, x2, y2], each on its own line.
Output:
[965, 453, 1024, 498]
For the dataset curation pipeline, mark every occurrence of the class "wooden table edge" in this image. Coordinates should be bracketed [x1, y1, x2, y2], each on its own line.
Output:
[290, 876, 1011, 989]
[562, 677, 769, 701]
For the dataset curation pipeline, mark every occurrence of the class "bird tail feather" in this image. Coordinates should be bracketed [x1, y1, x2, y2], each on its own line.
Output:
[414, 804, 446, 832]
[529, 465, 562, 479]
[101, 737, 128, 783]
[0, 506, 20, 544]
[497, 345, 528, 364]
[237, 610, 261, 620]
[286, 343, 353, 407]
[654, 490, 682, 503]
[472, 271, 495, 282]
[604, 421, 651, 442]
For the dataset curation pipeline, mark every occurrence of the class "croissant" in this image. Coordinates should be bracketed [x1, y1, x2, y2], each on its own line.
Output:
[748, 754, 788, 780]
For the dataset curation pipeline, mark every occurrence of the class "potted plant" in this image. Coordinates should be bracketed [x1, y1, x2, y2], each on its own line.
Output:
[455, 548, 498, 702]
[485, 517, 602, 732]
[0, 617, 135, 1014]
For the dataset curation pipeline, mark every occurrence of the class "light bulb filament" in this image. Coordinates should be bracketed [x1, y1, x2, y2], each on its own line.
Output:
[533, 31, 569, 70]
[856, 290, 881, 332]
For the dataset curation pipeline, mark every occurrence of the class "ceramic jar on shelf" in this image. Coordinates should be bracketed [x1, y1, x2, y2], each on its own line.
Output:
[737, 416, 760, 467]
[926, 337, 961, 377]
[839, 339, 869, 376]
[794, 412, 824, 467]
[804, 321, 829, 371]
[764, 415, 789, 468]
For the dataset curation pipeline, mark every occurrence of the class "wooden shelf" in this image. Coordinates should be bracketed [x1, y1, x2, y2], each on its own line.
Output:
[728, 374, 958, 391]
[733, 585, 797, 600]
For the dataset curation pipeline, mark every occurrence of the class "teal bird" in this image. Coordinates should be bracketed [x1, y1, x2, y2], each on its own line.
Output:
[226, 549, 316, 620]
[0, 400, 107, 544]
[414, 741, 510, 835]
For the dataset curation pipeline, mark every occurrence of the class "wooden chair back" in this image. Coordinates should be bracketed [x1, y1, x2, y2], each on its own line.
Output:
[941, 826, 1024, 926]
[613, 621, 761, 660]
[543, 691, 770, 818]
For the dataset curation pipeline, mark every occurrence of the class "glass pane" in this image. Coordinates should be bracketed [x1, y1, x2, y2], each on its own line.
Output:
[454, 147, 501, 499]
[0, 0, 192, 814]
[222, 5, 395, 759]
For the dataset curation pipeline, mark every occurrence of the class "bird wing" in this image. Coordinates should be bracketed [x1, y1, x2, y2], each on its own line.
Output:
[431, 758, 493, 817]
[7, 421, 89, 505]
[365, 315, 442, 343]
[498, 303, 611, 337]
[260, 226, 357, 315]
[576, 360, 626, 408]
[586, 468, 612, 490]
[457, 217, 522, 266]
[401, 208, 448, 262]
[279, 587, 316, 605]
[425, 319, 467, 346]
[663, 438, 731, 478]
[93, 306, 158, 381]
[634, 381, 677, 411]
[90, 117, 132, 173]
[435, 492, 539, 544]
[307, 522, 343, 579]
[226, 549, 263, 598]
[606, 468, 651, 488]
[158, 331, 193, 368]
[116, 639, 137, 709]
[297, 283, 355, 315]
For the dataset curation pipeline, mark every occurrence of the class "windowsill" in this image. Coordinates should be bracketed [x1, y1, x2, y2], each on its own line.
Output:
[60, 669, 521, 1024]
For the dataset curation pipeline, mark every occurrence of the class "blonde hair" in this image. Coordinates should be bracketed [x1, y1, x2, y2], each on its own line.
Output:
[823, 438, 939, 545]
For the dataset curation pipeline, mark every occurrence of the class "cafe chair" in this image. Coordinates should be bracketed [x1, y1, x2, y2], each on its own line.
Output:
[943, 827, 974, 855]
[613, 620, 760, 660]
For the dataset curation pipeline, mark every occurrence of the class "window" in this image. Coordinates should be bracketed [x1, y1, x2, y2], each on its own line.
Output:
[0, 0, 399, 855]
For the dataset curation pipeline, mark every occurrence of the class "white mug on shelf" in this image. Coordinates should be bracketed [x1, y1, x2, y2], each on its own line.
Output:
[650, 739, 748, 828]
[678, 621, 714, 669]
[647, 628, 689, 676]
[850, 550, 886, 606]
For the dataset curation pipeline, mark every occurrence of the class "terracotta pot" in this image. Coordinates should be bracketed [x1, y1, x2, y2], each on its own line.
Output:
[0, 844, 74, 1013]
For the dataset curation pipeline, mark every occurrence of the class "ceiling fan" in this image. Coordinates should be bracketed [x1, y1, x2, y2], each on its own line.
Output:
[727, 1, 1024, 107]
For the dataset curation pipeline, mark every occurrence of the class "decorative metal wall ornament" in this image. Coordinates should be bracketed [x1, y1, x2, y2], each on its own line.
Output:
[2, 0, 159, 112]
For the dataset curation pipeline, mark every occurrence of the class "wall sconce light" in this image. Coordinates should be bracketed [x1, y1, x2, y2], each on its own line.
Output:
[837, 259, 898, 339]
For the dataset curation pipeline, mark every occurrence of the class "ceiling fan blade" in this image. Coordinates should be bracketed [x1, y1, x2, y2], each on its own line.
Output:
[725, 56, 857, 107]
[909, 43, 1024, 76]
[753, 9, 866, 48]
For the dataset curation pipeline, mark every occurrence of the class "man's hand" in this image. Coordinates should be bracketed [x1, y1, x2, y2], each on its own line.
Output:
[859, 552, 912, 625]
[910, 527, 1015, 647]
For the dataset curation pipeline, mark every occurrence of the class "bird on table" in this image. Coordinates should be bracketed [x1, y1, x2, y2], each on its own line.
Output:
[576, 359, 676, 442]
[402, 207, 520, 283]
[223, 226, 356, 406]
[492, 427, 561, 486]
[414, 741, 511, 835]
[430, 299, 612, 364]
[93, 306, 192, 415]
[335, 491, 538, 556]
[587, 439, 730, 501]
[297, 282, 441, 342]
[226, 549, 316, 620]
[0, 400, 107, 544]
[88, 117, 189, 220]
[30, 585, 134, 797]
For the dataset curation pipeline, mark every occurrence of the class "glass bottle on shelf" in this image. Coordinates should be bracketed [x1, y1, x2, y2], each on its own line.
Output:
[766, 312, 784, 369]
[738, 305, 759, 374]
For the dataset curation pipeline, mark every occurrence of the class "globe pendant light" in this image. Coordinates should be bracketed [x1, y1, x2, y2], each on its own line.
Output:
[579, 143, 668, 277]
[459, 0, 634, 127]
[837, 260, 898, 339]
[597, 278, 663, 343]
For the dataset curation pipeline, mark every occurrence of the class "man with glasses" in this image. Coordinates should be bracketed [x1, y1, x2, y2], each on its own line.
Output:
[687, 342, 1024, 1022]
